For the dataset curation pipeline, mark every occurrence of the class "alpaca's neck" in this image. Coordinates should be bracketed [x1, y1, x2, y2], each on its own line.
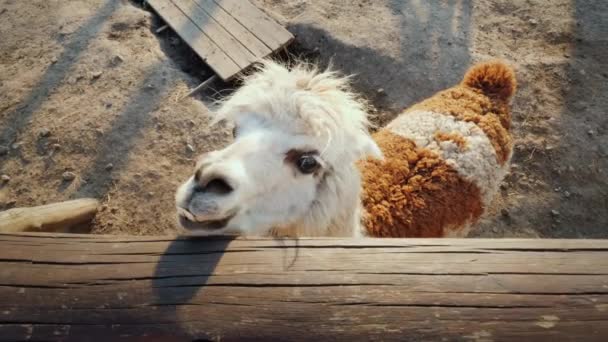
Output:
[321, 166, 364, 237]
[274, 165, 363, 237]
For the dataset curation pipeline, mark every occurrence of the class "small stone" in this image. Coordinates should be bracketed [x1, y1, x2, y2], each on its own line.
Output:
[377, 88, 385, 94]
[188, 119, 196, 126]
[51, 56, 58, 64]
[104, 102, 113, 109]
[147, 192, 155, 198]
[501, 209, 510, 218]
[1, 174, 10, 183]
[11, 143, 21, 150]
[62, 171, 76, 182]
[564, 191, 571, 198]
[588, 129, 594, 136]
[186, 144, 195, 153]
[499, 183, 508, 190]
[91, 70, 103, 79]
[6, 200, 16, 208]
[110, 55, 124, 66]
[105, 163, 114, 171]
[528, 18, 539, 25]
[39, 128, 51, 137]
[51, 143, 61, 150]
[0, 146, 8, 156]
[550, 209, 560, 217]
[95, 128, 104, 136]
[568, 165, 575, 172]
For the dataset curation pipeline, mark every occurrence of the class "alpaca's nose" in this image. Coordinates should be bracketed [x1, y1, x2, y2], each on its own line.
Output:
[193, 176, 234, 196]
[193, 153, 243, 198]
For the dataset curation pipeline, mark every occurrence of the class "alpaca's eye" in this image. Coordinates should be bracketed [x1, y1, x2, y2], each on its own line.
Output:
[296, 155, 319, 174]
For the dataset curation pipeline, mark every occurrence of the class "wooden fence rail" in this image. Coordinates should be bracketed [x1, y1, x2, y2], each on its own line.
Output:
[0, 233, 607, 341]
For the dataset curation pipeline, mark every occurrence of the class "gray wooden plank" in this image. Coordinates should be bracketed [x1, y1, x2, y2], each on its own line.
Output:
[192, 0, 273, 59]
[171, 0, 258, 69]
[214, 0, 294, 51]
[147, 0, 241, 80]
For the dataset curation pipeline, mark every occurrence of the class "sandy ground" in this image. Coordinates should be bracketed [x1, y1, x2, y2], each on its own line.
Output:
[0, 0, 606, 237]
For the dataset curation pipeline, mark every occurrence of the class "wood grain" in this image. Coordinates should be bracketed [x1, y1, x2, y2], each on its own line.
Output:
[214, 0, 294, 51]
[172, 0, 257, 68]
[0, 233, 607, 341]
[148, 0, 293, 81]
[147, 0, 241, 80]
[0, 199, 98, 233]
[192, 0, 272, 58]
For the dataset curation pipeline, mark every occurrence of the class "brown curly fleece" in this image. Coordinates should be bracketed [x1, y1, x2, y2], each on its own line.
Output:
[358, 130, 483, 237]
[406, 62, 516, 164]
[434, 132, 468, 151]
[359, 61, 516, 237]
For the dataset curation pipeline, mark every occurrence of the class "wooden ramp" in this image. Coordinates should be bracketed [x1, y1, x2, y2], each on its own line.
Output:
[148, 0, 294, 81]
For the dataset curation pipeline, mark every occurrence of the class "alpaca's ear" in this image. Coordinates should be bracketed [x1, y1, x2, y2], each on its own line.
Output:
[356, 134, 383, 160]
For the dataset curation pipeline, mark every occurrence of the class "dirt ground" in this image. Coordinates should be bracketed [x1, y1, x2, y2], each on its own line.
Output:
[0, 0, 606, 237]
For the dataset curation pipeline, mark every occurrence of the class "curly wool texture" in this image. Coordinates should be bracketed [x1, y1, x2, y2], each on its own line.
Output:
[358, 130, 483, 237]
[359, 61, 516, 237]
[406, 62, 516, 165]
[463, 61, 517, 103]
[434, 131, 468, 151]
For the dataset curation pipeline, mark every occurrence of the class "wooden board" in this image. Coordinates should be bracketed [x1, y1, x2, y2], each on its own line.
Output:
[148, 0, 294, 81]
[1, 233, 607, 341]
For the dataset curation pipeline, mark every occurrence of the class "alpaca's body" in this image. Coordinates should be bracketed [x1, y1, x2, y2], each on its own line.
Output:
[359, 63, 516, 237]
[175, 60, 516, 238]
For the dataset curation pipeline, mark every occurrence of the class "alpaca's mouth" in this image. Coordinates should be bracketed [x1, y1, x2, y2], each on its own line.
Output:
[177, 207, 235, 231]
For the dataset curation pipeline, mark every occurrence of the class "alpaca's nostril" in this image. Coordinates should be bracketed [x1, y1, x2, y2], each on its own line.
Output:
[195, 177, 233, 195]
[206, 178, 233, 195]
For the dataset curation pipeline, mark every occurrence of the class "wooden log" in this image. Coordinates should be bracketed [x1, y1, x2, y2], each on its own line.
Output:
[0, 199, 99, 233]
[0, 233, 607, 341]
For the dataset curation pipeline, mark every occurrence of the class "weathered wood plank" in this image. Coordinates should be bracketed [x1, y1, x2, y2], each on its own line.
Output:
[0, 233, 607, 341]
[192, 0, 273, 58]
[171, 0, 257, 68]
[0, 198, 98, 233]
[148, 0, 292, 81]
[147, 0, 241, 80]
[214, 0, 294, 51]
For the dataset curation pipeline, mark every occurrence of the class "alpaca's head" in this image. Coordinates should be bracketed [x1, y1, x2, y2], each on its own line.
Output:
[175, 60, 381, 236]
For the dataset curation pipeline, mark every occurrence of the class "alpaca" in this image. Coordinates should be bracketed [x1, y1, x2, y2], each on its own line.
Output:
[175, 60, 516, 237]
